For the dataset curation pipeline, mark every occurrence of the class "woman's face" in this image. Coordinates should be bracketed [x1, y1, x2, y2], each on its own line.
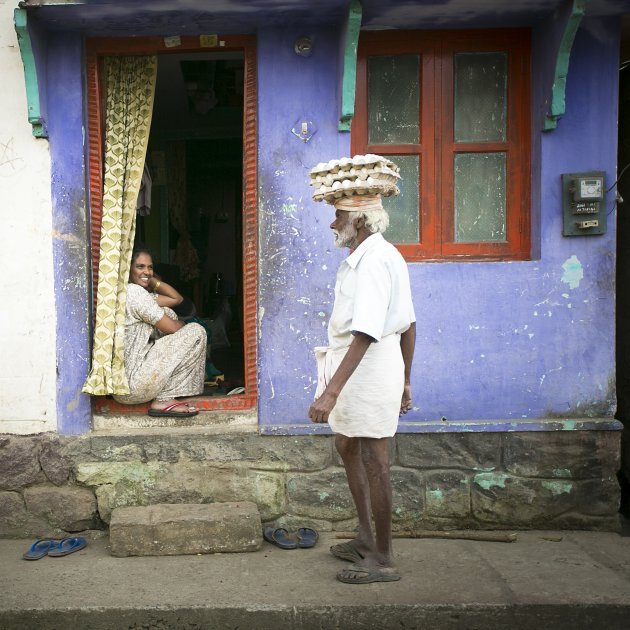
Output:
[129, 252, 153, 289]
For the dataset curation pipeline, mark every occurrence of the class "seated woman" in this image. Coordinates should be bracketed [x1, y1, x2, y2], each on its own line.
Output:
[113, 247, 207, 417]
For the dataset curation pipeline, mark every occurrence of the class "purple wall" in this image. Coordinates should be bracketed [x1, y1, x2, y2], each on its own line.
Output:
[38, 11, 620, 435]
[256, 24, 350, 432]
[256, 16, 619, 433]
[47, 32, 92, 434]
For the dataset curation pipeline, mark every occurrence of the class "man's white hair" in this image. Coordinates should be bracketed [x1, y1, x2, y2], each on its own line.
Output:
[347, 209, 390, 234]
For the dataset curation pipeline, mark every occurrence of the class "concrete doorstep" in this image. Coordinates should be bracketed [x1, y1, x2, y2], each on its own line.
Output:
[1, 529, 630, 629]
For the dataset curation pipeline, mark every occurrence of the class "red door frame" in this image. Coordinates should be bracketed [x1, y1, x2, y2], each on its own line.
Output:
[85, 36, 258, 413]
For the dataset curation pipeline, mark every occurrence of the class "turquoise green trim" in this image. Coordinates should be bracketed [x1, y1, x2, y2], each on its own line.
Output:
[338, 0, 362, 132]
[543, 0, 586, 131]
[14, 8, 47, 138]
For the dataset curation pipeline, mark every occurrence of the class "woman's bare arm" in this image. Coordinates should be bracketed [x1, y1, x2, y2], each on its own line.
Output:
[154, 313, 185, 334]
[149, 276, 184, 309]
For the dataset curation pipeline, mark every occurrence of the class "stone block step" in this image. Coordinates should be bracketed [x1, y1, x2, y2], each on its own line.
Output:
[109, 501, 262, 557]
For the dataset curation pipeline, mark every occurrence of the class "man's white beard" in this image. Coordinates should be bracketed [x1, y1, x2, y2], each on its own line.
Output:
[333, 223, 357, 249]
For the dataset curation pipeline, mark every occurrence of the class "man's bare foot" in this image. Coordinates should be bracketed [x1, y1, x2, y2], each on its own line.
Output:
[330, 540, 372, 563]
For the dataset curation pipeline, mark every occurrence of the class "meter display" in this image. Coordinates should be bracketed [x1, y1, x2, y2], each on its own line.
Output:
[575, 177, 604, 201]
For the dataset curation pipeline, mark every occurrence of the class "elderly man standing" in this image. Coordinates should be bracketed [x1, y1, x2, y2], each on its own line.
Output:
[308, 166, 416, 584]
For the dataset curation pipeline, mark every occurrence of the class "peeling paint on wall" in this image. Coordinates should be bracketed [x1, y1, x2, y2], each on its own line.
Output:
[561, 255, 583, 289]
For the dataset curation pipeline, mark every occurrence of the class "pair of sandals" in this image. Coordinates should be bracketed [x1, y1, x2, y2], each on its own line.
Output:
[263, 527, 318, 549]
[22, 537, 88, 560]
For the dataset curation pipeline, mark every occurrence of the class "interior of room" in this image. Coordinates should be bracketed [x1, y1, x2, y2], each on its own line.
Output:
[135, 51, 245, 397]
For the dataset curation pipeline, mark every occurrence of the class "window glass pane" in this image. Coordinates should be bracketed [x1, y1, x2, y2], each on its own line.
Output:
[454, 52, 506, 142]
[454, 153, 506, 242]
[383, 155, 420, 243]
[368, 55, 420, 144]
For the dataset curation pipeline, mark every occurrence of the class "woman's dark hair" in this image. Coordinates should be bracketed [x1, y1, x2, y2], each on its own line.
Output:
[130, 246, 153, 265]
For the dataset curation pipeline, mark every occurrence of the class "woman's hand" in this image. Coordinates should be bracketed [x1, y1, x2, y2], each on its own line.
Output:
[151, 278, 184, 309]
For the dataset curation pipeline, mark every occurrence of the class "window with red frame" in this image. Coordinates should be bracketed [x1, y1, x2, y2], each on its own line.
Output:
[352, 29, 531, 261]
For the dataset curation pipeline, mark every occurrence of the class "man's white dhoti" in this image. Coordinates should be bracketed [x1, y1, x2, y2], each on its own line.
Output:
[316, 334, 403, 438]
[315, 232, 415, 438]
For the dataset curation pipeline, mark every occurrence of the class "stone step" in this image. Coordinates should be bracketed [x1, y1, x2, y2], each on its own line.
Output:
[93, 409, 257, 431]
[109, 501, 262, 557]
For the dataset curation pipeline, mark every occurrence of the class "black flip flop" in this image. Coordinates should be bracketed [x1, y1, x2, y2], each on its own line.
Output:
[296, 527, 319, 548]
[330, 541, 365, 563]
[336, 563, 401, 584]
[263, 527, 298, 549]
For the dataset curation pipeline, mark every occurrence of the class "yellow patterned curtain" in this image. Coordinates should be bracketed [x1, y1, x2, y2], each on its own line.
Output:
[83, 55, 157, 396]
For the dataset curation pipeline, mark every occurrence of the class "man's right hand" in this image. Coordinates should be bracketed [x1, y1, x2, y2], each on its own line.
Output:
[400, 383, 412, 416]
[308, 391, 337, 423]
[308, 333, 372, 424]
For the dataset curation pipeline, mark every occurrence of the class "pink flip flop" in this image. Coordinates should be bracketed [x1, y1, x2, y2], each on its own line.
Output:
[148, 402, 199, 418]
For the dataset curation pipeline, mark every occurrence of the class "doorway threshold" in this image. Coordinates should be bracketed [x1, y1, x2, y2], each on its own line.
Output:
[93, 408, 257, 432]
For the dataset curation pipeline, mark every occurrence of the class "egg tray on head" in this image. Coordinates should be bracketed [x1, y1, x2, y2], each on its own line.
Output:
[309, 154, 400, 177]
[312, 179, 400, 204]
[309, 155, 401, 204]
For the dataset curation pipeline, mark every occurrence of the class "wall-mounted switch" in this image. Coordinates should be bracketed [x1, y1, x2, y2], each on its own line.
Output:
[291, 119, 317, 143]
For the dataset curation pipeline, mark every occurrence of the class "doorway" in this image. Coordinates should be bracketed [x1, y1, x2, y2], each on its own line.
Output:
[137, 53, 245, 398]
[86, 36, 258, 414]
[617, 17, 630, 520]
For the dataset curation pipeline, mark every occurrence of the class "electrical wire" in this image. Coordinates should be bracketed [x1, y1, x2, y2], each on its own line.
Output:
[606, 162, 630, 193]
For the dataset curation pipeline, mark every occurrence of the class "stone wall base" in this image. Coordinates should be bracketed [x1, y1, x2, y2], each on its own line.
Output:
[0, 430, 621, 538]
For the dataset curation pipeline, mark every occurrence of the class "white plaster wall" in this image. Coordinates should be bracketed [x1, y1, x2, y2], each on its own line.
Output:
[0, 1, 57, 433]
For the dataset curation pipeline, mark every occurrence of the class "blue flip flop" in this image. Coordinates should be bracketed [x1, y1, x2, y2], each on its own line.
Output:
[47, 537, 88, 557]
[296, 527, 319, 548]
[263, 527, 298, 549]
[22, 539, 60, 561]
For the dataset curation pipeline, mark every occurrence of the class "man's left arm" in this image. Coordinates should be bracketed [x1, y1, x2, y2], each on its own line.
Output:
[400, 322, 416, 415]
[308, 332, 373, 424]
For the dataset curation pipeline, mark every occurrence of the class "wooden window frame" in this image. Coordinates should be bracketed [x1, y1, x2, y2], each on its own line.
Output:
[85, 36, 258, 413]
[353, 29, 531, 262]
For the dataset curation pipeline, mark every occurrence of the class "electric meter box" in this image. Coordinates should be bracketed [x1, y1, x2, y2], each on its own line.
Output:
[561, 171, 606, 236]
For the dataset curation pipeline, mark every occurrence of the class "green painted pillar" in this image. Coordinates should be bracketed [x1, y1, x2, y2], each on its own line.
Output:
[339, 0, 362, 132]
[14, 8, 47, 138]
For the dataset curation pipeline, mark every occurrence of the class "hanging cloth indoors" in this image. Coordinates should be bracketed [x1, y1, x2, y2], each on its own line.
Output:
[167, 141, 200, 282]
[136, 162, 153, 216]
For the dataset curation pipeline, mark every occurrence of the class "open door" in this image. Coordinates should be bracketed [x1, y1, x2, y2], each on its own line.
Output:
[86, 36, 258, 414]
